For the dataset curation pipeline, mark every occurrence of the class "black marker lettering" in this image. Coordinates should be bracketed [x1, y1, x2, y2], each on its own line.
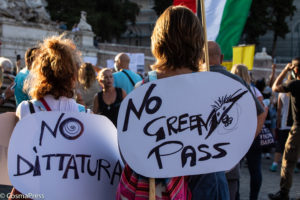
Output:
[56, 154, 71, 171]
[42, 154, 55, 170]
[39, 113, 64, 146]
[167, 116, 178, 135]
[33, 148, 41, 176]
[212, 143, 230, 159]
[87, 159, 98, 176]
[63, 155, 79, 179]
[190, 114, 206, 136]
[198, 144, 211, 161]
[14, 155, 34, 176]
[145, 96, 162, 114]
[76, 154, 91, 173]
[181, 145, 196, 167]
[178, 113, 189, 132]
[97, 159, 111, 181]
[148, 141, 183, 169]
[122, 84, 161, 132]
[110, 160, 122, 185]
[143, 116, 166, 142]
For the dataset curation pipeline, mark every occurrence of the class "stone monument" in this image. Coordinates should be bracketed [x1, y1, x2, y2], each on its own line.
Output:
[252, 47, 283, 80]
[0, 2, 97, 66]
[77, 11, 92, 31]
[73, 11, 94, 48]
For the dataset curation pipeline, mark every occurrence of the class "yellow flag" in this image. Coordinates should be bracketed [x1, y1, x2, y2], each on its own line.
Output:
[222, 61, 233, 71]
[232, 45, 255, 70]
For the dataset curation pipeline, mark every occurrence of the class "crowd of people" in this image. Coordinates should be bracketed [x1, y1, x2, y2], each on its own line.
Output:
[0, 5, 299, 200]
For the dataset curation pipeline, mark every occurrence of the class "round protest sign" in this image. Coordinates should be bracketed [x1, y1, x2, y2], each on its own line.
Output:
[118, 71, 257, 178]
[8, 112, 123, 200]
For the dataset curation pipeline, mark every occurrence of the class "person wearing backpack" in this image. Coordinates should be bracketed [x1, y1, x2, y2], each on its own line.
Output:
[9, 34, 86, 200]
[113, 53, 142, 94]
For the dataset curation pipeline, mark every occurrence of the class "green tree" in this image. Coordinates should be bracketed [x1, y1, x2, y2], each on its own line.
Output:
[243, 0, 296, 57]
[152, 0, 172, 16]
[269, 0, 296, 57]
[46, 0, 139, 42]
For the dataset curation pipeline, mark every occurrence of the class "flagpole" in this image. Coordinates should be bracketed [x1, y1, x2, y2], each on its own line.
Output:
[149, 178, 155, 200]
[200, 0, 210, 71]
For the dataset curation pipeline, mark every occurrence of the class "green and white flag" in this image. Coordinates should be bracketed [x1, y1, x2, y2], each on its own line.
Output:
[205, 0, 252, 60]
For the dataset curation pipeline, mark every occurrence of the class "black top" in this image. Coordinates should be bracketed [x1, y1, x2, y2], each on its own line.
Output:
[283, 80, 300, 127]
[97, 87, 122, 126]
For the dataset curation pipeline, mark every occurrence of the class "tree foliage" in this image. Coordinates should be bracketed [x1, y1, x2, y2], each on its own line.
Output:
[152, 0, 172, 16]
[243, 0, 296, 57]
[46, 0, 139, 42]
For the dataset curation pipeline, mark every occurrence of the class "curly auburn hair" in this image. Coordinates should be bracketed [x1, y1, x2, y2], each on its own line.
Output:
[25, 35, 82, 100]
[151, 6, 204, 72]
[78, 62, 96, 90]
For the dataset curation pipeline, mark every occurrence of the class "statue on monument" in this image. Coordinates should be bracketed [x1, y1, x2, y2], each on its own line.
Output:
[0, 0, 51, 24]
[77, 11, 92, 32]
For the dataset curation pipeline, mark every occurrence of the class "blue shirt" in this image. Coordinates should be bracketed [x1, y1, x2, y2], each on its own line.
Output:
[14, 68, 30, 106]
[113, 69, 142, 94]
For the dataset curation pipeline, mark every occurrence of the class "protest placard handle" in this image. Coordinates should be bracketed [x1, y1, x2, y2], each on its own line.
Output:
[200, 0, 210, 71]
[149, 178, 155, 200]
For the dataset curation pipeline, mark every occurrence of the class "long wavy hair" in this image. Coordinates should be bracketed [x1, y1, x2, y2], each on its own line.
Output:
[78, 63, 96, 90]
[151, 6, 204, 72]
[25, 34, 82, 99]
[231, 64, 251, 84]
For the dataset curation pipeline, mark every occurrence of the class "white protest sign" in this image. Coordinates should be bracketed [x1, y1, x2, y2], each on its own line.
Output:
[118, 72, 257, 178]
[127, 53, 145, 73]
[8, 112, 123, 200]
[106, 59, 114, 69]
[83, 56, 97, 66]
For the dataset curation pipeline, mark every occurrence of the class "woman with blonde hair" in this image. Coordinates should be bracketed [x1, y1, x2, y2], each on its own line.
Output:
[117, 5, 229, 200]
[77, 62, 101, 109]
[231, 64, 263, 104]
[231, 64, 265, 200]
[9, 34, 86, 199]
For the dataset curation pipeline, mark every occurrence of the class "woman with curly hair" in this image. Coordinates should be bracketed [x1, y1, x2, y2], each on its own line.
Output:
[16, 35, 86, 118]
[9, 34, 86, 200]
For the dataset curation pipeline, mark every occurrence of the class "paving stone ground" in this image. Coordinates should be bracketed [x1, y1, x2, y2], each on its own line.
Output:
[239, 155, 300, 200]
[1, 154, 299, 200]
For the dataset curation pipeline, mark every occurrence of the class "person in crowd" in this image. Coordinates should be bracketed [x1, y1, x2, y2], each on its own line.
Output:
[93, 68, 126, 127]
[207, 42, 266, 200]
[14, 47, 39, 106]
[113, 53, 142, 94]
[72, 23, 80, 32]
[59, 21, 67, 30]
[256, 78, 276, 160]
[77, 62, 101, 110]
[0, 57, 16, 112]
[269, 57, 300, 200]
[0, 66, 14, 106]
[15, 54, 22, 74]
[117, 5, 262, 199]
[9, 34, 87, 199]
[231, 64, 267, 200]
[269, 72, 293, 172]
[270, 91, 291, 172]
